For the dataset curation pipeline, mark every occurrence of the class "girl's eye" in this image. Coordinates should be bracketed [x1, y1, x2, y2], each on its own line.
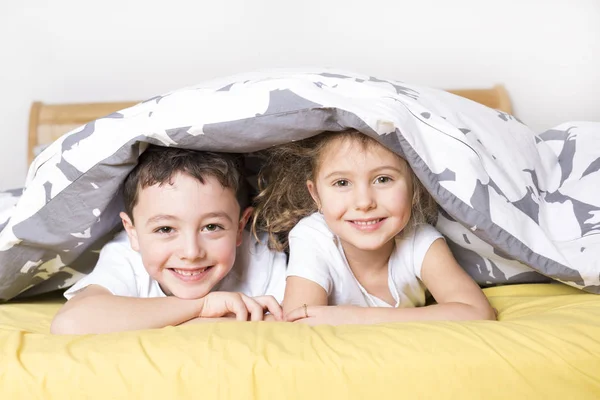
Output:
[203, 224, 223, 232]
[156, 227, 173, 234]
[333, 179, 349, 187]
[375, 176, 392, 184]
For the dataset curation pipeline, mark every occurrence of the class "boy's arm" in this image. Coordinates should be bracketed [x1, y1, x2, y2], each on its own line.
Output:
[50, 285, 262, 334]
[287, 239, 496, 325]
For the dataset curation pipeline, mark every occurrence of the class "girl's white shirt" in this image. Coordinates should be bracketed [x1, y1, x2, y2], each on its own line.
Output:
[287, 212, 443, 308]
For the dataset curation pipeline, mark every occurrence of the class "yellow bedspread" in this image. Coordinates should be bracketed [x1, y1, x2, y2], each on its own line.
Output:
[1, 283, 599, 399]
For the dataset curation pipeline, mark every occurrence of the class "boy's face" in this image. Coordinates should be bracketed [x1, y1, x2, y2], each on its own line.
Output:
[120, 172, 251, 300]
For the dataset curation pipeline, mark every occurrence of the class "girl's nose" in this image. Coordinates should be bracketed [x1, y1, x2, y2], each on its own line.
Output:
[354, 185, 376, 211]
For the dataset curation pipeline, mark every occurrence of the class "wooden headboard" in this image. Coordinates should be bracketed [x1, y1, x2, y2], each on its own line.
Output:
[27, 85, 512, 164]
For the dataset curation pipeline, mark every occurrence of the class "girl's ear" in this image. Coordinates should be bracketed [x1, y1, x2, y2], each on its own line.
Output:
[237, 206, 253, 246]
[306, 180, 321, 210]
[120, 212, 140, 252]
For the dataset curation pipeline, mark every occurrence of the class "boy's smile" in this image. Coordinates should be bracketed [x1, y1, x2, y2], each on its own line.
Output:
[169, 266, 213, 281]
[121, 172, 250, 299]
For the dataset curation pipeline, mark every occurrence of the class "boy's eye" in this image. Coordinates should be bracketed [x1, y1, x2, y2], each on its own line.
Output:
[156, 227, 173, 234]
[375, 176, 392, 184]
[203, 224, 223, 232]
[333, 179, 350, 187]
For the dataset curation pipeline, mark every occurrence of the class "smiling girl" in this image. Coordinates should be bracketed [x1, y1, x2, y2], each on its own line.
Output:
[253, 130, 495, 325]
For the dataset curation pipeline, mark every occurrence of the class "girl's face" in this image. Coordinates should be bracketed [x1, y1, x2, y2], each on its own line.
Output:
[307, 137, 413, 258]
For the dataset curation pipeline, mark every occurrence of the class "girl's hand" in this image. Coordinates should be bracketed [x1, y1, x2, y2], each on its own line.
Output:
[286, 305, 365, 326]
[199, 292, 283, 321]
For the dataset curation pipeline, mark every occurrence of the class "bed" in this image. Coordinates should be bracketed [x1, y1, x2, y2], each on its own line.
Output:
[2, 72, 600, 399]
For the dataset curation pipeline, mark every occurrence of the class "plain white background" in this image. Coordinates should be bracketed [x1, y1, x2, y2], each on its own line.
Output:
[1, 0, 599, 190]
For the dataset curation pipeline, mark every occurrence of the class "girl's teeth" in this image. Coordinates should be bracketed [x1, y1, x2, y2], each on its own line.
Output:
[354, 219, 381, 226]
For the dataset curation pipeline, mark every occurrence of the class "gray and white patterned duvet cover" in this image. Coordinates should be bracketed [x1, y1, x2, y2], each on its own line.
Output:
[0, 68, 598, 300]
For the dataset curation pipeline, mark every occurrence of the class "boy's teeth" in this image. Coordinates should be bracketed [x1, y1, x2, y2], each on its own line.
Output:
[174, 268, 206, 276]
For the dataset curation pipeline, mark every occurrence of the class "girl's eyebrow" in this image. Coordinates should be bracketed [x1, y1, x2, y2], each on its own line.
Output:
[322, 165, 404, 179]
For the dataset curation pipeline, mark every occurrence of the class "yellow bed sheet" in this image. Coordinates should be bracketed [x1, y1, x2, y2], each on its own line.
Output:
[1, 284, 599, 399]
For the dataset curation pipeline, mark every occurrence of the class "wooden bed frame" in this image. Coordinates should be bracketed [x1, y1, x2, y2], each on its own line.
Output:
[27, 85, 512, 164]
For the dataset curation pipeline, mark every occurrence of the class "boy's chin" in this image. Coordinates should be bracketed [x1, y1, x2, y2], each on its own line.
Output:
[162, 284, 212, 300]
[172, 289, 211, 300]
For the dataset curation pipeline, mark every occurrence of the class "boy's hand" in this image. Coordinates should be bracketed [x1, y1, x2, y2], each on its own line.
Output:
[247, 295, 284, 321]
[199, 292, 283, 321]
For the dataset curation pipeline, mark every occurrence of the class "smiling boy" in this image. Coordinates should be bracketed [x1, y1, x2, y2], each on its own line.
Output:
[51, 145, 286, 334]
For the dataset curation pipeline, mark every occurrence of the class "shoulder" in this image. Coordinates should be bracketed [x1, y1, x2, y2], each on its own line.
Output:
[397, 223, 443, 245]
[412, 223, 444, 242]
[98, 230, 143, 267]
[221, 230, 286, 299]
[237, 230, 283, 261]
[394, 224, 444, 279]
[102, 230, 136, 252]
[290, 212, 334, 239]
[64, 230, 148, 299]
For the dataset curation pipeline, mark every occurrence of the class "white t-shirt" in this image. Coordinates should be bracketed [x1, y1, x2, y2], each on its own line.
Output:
[64, 230, 287, 303]
[287, 213, 443, 308]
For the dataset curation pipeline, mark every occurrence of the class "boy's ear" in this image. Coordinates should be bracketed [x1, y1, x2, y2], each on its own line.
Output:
[306, 180, 321, 210]
[236, 206, 253, 246]
[120, 212, 140, 252]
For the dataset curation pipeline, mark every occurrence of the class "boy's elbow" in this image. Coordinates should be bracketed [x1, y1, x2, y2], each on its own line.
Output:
[50, 312, 87, 335]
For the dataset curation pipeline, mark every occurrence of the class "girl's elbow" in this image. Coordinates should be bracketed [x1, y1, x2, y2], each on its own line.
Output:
[476, 304, 498, 321]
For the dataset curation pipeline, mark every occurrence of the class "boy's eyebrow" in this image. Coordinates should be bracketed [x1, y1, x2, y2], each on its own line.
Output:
[146, 214, 177, 226]
[322, 166, 405, 179]
[200, 211, 234, 223]
[146, 212, 234, 225]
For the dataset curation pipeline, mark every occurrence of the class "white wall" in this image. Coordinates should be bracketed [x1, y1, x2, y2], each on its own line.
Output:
[1, 0, 599, 190]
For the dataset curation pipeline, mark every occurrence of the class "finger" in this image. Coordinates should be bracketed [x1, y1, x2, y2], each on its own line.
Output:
[228, 293, 249, 321]
[285, 306, 308, 322]
[241, 294, 264, 322]
[255, 296, 283, 321]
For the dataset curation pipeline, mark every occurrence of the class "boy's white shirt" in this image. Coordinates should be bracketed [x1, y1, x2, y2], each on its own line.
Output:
[64, 230, 287, 303]
[287, 213, 443, 308]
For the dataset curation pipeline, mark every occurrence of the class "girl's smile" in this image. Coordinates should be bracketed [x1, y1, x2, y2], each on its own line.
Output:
[346, 217, 387, 232]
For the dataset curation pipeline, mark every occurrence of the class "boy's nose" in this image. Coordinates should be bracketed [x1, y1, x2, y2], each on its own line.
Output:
[354, 186, 376, 211]
[179, 235, 206, 261]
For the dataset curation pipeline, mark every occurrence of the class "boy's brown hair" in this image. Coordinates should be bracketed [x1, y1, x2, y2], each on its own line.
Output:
[122, 145, 249, 223]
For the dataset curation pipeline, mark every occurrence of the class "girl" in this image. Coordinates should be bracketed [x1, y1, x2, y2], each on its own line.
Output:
[253, 130, 496, 325]
[253, 130, 495, 325]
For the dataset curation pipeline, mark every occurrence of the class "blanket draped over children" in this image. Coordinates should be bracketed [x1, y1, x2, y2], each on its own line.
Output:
[0, 68, 599, 300]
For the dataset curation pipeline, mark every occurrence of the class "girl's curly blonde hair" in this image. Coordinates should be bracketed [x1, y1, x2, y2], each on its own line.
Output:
[251, 130, 438, 252]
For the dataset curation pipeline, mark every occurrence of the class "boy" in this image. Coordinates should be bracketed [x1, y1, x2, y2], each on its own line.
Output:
[51, 145, 286, 334]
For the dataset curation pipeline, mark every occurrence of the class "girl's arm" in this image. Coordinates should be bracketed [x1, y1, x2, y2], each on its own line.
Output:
[282, 276, 328, 315]
[286, 239, 496, 325]
[416, 238, 496, 321]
